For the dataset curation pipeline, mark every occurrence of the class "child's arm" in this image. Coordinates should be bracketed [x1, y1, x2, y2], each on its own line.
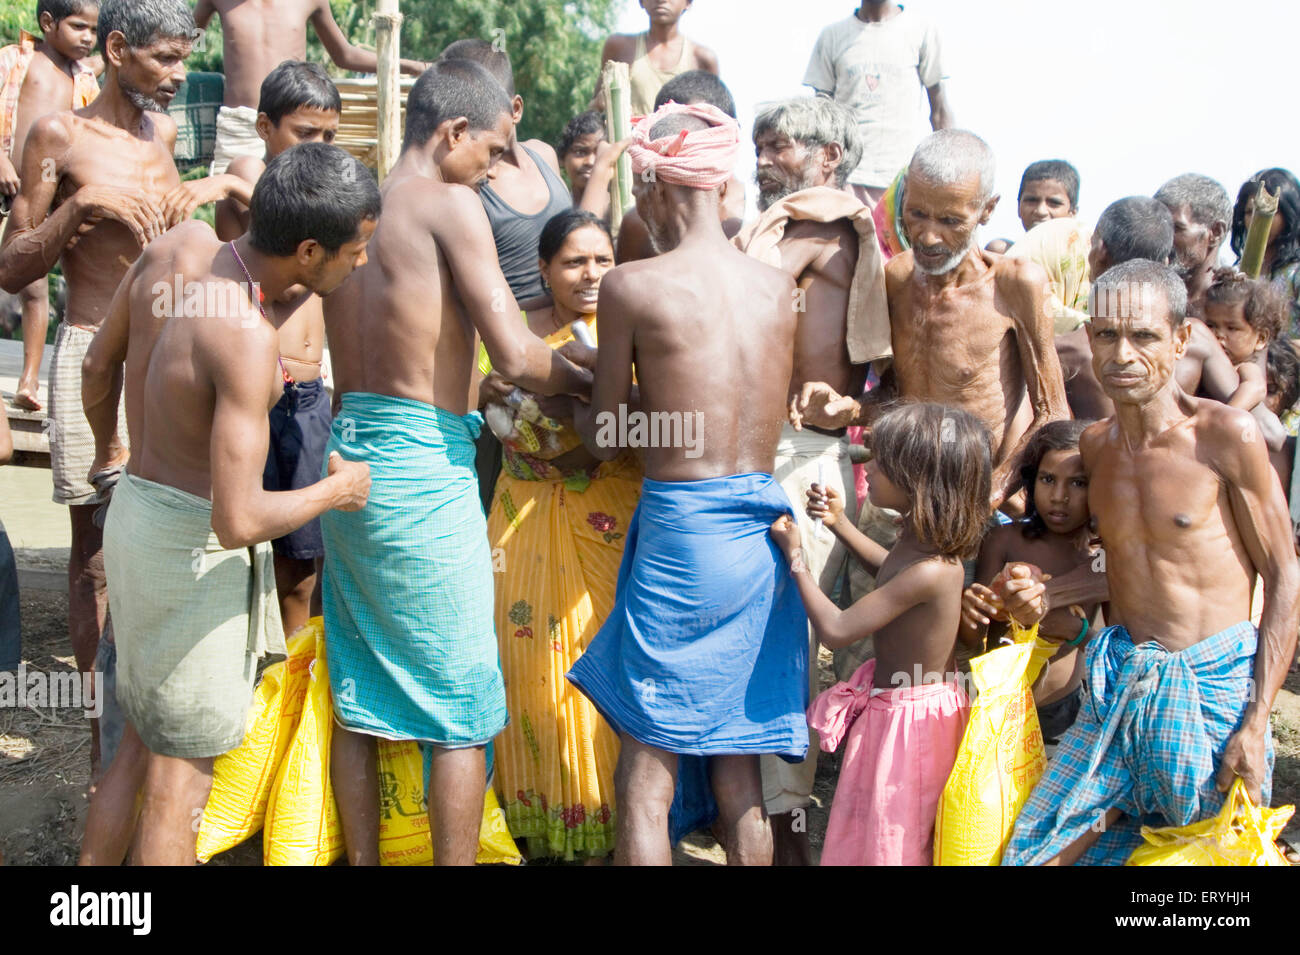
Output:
[770, 516, 941, 650]
[310, 0, 427, 75]
[805, 483, 888, 573]
[1227, 360, 1267, 411]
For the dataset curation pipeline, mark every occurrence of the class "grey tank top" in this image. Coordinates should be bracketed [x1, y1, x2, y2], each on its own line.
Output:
[479, 145, 574, 301]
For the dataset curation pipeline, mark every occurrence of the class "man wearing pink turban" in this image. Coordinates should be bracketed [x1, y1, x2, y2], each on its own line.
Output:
[567, 103, 811, 865]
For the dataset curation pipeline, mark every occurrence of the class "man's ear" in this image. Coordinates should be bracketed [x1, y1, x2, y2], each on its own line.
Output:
[822, 142, 844, 178]
[447, 116, 471, 149]
[511, 95, 524, 126]
[1173, 319, 1192, 359]
[1209, 219, 1228, 250]
[980, 193, 1001, 224]
[295, 238, 323, 269]
[255, 113, 274, 144]
[104, 30, 129, 69]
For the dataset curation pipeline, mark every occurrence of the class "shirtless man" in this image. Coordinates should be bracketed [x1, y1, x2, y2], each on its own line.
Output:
[566, 103, 804, 866]
[1003, 259, 1299, 865]
[0, 0, 247, 773]
[79, 142, 376, 865]
[193, 0, 426, 173]
[214, 60, 340, 638]
[321, 60, 589, 867]
[735, 94, 888, 865]
[0, 0, 100, 411]
[792, 129, 1068, 512]
[1155, 173, 1232, 318]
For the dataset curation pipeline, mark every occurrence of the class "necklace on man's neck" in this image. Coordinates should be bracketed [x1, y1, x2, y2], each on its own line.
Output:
[228, 241, 295, 387]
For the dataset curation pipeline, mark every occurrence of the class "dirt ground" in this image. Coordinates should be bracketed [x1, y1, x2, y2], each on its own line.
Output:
[1, 586, 1295, 866]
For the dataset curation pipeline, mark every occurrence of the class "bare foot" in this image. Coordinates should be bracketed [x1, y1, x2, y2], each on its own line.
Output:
[14, 379, 41, 411]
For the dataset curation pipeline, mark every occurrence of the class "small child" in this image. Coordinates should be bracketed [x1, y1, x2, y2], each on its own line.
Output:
[960, 419, 1104, 749]
[1265, 339, 1300, 494]
[0, 0, 100, 410]
[1017, 159, 1080, 233]
[557, 110, 606, 206]
[1202, 268, 1287, 413]
[770, 402, 1001, 866]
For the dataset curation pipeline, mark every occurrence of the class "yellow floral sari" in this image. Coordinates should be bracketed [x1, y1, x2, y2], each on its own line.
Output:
[485, 318, 641, 860]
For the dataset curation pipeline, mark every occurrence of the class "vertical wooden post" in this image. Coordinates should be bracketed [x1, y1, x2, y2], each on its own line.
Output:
[602, 61, 633, 237]
[374, 0, 403, 181]
[1240, 183, 1279, 279]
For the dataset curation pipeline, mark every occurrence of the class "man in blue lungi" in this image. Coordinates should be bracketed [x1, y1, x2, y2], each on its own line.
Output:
[320, 60, 590, 866]
[1003, 259, 1300, 865]
[566, 102, 809, 866]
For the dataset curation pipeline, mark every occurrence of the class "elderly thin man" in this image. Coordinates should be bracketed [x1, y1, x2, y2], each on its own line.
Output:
[1154, 173, 1233, 317]
[1004, 259, 1299, 865]
[793, 129, 1068, 514]
[735, 94, 890, 865]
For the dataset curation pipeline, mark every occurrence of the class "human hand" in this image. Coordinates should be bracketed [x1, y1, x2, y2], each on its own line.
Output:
[769, 514, 803, 561]
[805, 482, 845, 528]
[790, 381, 860, 432]
[159, 175, 236, 228]
[556, 339, 597, 371]
[328, 451, 370, 511]
[993, 562, 1050, 627]
[74, 184, 167, 247]
[591, 138, 631, 178]
[962, 582, 1005, 630]
[0, 154, 19, 197]
[1215, 725, 1270, 805]
[479, 371, 516, 408]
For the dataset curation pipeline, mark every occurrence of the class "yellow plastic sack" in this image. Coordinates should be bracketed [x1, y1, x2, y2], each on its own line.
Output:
[1126, 778, 1294, 866]
[934, 621, 1056, 866]
[263, 626, 345, 866]
[196, 623, 318, 862]
[376, 739, 521, 866]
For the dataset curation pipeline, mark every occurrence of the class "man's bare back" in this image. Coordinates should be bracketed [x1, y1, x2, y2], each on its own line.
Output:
[887, 248, 1066, 501]
[195, 0, 425, 109]
[780, 218, 860, 406]
[592, 239, 795, 482]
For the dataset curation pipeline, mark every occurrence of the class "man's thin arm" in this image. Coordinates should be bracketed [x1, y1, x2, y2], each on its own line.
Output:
[81, 259, 137, 471]
[926, 84, 952, 130]
[0, 120, 87, 292]
[193, 0, 214, 29]
[310, 2, 426, 75]
[576, 273, 635, 462]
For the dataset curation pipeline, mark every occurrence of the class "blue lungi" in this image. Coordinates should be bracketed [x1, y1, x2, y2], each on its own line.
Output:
[567, 472, 810, 759]
[321, 393, 507, 747]
[1003, 621, 1271, 866]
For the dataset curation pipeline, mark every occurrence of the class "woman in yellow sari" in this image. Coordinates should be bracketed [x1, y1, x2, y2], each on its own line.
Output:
[482, 210, 640, 861]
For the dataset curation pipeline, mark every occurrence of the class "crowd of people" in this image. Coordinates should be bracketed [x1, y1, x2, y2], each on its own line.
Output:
[0, 0, 1297, 867]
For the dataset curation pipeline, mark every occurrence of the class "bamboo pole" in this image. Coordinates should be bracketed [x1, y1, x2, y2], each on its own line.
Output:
[602, 61, 633, 237]
[373, 0, 403, 181]
[1240, 183, 1280, 279]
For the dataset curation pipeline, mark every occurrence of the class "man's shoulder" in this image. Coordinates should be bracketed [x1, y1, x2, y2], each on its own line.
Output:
[1079, 417, 1113, 459]
[601, 33, 638, 61]
[884, 249, 914, 286]
[138, 220, 221, 276]
[993, 254, 1050, 322]
[26, 108, 80, 148]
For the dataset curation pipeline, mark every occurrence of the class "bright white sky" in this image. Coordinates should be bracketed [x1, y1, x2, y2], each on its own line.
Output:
[613, 0, 1300, 240]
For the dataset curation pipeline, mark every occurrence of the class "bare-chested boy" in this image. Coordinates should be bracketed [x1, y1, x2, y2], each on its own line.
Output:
[0, 0, 100, 410]
[193, 0, 426, 173]
[734, 94, 889, 865]
[566, 103, 805, 867]
[320, 60, 590, 867]
[591, 0, 719, 116]
[792, 129, 1068, 512]
[214, 60, 340, 639]
[0, 0, 248, 773]
[1003, 259, 1300, 865]
[78, 142, 376, 865]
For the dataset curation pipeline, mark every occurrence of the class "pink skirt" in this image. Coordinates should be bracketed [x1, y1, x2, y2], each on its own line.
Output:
[810, 659, 969, 865]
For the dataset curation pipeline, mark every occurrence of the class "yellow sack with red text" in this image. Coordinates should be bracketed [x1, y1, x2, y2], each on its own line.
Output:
[196, 622, 318, 862]
[1126, 778, 1293, 866]
[376, 739, 521, 866]
[934, 621, 1056, 866]
[262, 626, 345, 866]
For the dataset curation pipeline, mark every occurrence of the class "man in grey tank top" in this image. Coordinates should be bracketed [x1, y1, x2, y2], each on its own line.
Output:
[439, 41, 574, 508]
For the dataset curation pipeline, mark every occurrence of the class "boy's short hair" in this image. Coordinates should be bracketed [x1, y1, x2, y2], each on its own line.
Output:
[38, 0, 97, 24]
[258, 60, 341, 125]
[1094, 197, 1174, 265]
[1266, 340, 1300, 413]
[558, 110, 605, 159]
[655, 70, 736, 119]
[96, 0, 192, 53]
[1018, 159, 1080, 209]
[402, 58, 513, 151]
[248, 142, 380, 257]
[1205, 267, 1287, 341]
[439, 38, 514, 97]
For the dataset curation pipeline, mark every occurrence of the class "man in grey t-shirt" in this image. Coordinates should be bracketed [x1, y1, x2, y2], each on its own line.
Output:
[804, 2, 952, 202]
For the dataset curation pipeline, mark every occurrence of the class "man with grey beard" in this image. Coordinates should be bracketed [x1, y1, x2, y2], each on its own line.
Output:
[792, 129, 1068, 513]
[734, 95, 890, 865]
[0, 0, 250, 776]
